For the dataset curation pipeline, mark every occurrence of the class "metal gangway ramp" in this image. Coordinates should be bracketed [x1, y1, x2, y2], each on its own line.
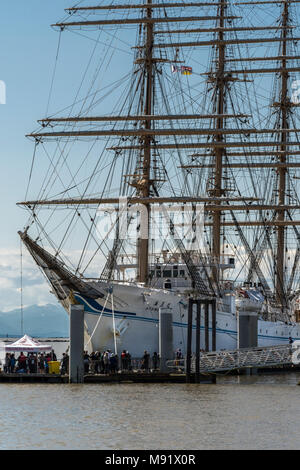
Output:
[167, 344, 294, 374]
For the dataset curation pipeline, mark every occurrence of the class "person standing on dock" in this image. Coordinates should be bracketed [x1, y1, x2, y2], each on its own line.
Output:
[60, 352, 69, 375]
[121, 350, 127, 371]
[142, 351, 150, 372]
[103, 351, 109, 374]
[152, 352, 159, 370]
[28, 353, 37, 374]
[10, 354, 16, 373]
[39, 353, 45, 374]
[127, 351, 132, 371]
[17, 352, 27, 373]
[4, 353, 10, 373]
[84, 351, 90, 374]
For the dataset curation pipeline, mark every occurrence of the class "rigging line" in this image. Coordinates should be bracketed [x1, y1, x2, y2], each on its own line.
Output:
[80, 72, 145, 273]
[31, 142, 82, 234]
[156, 69, 192, 195]
[24, 141, 38, 202]
[41, 28, 127, 206]
[70, 29, 134, 55]
[75, 152, 121, 273]
[84, 292, 110, 348]
[20, 239, 24, 337]
[46, 30, 62, 117]
[32, 215, 78, 269]
[40, 71, 132, 122]
[37, 43, 126, 237]
[41, 28, 111, 188]
[75, 29, 120, 120]
[82, 87, 145, 274]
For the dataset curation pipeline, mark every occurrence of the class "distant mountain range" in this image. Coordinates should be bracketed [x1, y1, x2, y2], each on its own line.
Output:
[0, 304, 69, 338]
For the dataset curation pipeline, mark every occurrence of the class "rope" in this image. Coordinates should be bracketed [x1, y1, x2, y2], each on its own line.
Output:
[20, 240, 24, 336]
[24, 141, 38, 202]
[84, 292, 110, 349]
[46, 30, 62, 116]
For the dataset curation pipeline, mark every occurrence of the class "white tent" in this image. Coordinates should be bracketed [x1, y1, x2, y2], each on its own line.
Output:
[5, 335, 52, 352]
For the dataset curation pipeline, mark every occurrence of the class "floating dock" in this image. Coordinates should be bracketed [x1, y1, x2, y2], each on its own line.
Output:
[0, 372, 215, 384]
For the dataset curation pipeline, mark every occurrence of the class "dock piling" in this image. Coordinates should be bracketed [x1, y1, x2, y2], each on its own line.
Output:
[69, 304, 84, 384]
[159, 309, 174, 373]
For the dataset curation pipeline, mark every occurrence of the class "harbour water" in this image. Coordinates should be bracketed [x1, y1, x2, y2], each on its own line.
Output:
[1, 373, 300, 450]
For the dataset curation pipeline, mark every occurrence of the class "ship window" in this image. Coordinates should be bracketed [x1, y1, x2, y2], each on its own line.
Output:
[156, 270, 161, 277]
[179, 270, 185, 277]
[266, 330, 268, 334]
[163, 270, 172, 278]
[229, 258, 235, 265]
[164, 282, 172, 289]
[173, 267, 178, 278]
[260, 329, 262, 333]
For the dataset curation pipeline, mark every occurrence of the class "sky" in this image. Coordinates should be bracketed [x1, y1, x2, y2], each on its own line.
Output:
[0, 1, 87, 311]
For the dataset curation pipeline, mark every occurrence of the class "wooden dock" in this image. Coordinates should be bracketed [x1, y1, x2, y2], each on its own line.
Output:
[0, 372, 215, 384]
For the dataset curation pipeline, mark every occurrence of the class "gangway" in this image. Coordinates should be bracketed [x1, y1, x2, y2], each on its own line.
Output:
[167, 344, 296, 374]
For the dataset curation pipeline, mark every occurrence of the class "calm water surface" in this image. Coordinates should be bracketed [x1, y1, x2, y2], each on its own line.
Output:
[1, 373, 300, 450]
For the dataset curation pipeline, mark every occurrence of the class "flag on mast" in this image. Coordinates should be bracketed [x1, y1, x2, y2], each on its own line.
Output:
[181, 66, 192, 75]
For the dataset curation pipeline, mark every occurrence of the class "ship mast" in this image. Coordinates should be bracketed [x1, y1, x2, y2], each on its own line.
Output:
[138, 0, 153, 283]
[212, 1, 226, 285]
[276, 0, 289, 308]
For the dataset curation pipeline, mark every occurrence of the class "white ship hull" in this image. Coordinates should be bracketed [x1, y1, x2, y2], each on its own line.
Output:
[73, 282, 300, 356]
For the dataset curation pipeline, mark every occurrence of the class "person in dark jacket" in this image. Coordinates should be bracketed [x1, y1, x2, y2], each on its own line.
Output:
[142, 350, 150, 372]
[152, 352, 159, 370]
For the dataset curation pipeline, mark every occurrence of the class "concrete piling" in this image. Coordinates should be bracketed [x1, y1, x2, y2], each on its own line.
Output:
[159, 309, 174, 373]
[69, 304, 84, 384]
[238, 309, 258, 375]
[238, 310, 258, 349]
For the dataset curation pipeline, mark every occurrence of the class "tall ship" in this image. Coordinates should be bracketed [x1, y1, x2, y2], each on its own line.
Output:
[18, 0, 300, 356]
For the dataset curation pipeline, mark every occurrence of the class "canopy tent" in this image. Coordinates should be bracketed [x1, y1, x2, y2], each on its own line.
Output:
[5, 335, 52, 352]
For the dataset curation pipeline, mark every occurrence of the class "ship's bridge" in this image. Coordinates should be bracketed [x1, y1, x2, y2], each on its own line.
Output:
[116, 251, 236, 292]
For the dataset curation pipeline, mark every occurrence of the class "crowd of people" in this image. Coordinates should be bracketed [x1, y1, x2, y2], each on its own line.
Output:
[83, 349, 160, 374]
[3, 351, 57, 374]
[2, 348, 175, 375]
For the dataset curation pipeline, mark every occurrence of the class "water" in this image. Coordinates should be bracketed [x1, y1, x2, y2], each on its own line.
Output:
[0, 372, 300, 450]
